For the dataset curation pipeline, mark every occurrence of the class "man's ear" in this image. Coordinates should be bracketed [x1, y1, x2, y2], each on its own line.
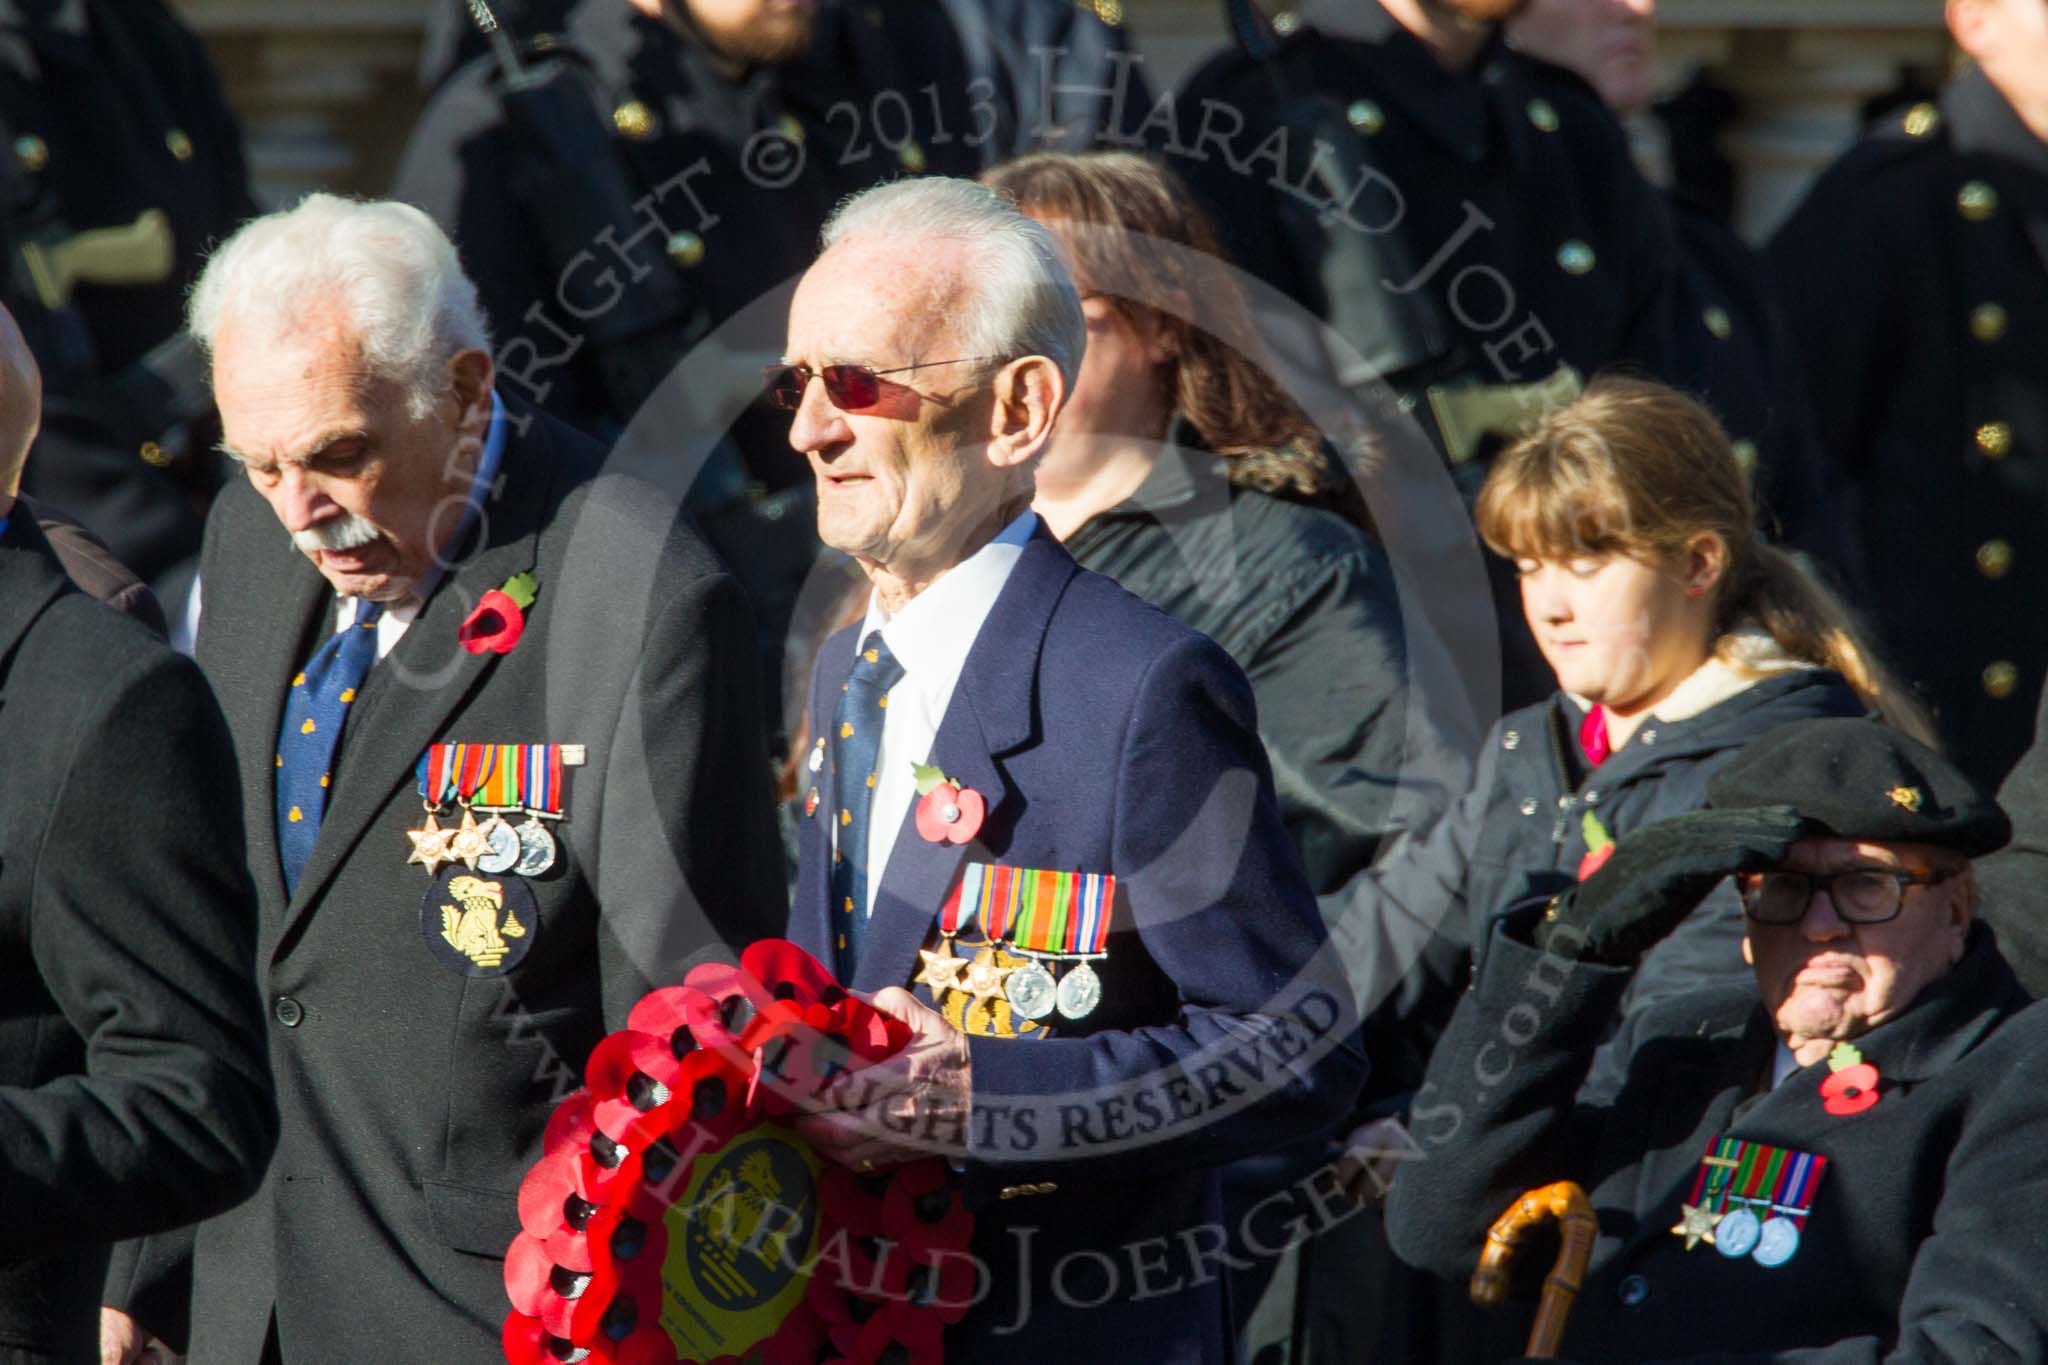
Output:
[986, 356, 1065, 470]
[1947, 0, 1990, 57]
[447, 348, 496, 432]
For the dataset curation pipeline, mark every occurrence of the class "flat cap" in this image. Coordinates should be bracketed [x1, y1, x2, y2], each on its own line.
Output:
[1708, 717, 2010, 858]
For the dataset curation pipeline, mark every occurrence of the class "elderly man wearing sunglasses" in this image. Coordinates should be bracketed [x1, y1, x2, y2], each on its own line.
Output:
[1386, 715, 2048, 1362]
[773, 176, 1366, 1365]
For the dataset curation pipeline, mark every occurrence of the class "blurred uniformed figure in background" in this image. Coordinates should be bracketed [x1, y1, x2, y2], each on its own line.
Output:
[0, 0, 256, 602]
[1508, 0, 1860, 589]
[393, 0, 1147, 730]
[1769, 0, 2048, 791]
[1169, 0, 1687, 712]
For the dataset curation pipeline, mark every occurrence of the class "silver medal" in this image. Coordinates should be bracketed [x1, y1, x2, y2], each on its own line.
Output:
[1055, 960, 1101, 1019]
[1004, 960, 1057, 1020]
[476, 816, 522, 874]
[1714, 1206, 1761, 1259]
[513, 816, 558, 876]
[1752, 1216, 1800, 1267]
[808, 741, 824, 774]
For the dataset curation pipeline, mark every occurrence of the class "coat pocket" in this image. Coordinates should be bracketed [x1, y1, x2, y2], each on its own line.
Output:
[423, 1176, 522, 1258]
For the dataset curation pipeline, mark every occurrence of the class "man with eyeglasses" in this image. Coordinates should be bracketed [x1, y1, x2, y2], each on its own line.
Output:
[773, 176, 1366, 1364]
[1386, 716, 2048, 1362]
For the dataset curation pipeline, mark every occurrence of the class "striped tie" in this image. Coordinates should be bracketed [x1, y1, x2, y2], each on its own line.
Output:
[276, 601, 385, 895]
[830, 631, 904, 981]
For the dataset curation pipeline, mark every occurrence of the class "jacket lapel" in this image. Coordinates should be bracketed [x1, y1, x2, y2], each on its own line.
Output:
[274, 415, 557, 945]
[850, 528, 1077, 995]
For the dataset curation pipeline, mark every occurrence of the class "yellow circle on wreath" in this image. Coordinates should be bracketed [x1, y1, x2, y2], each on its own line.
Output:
[660, 1126, 823, 1360]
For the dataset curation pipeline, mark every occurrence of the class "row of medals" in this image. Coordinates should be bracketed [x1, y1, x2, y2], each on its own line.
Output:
[1711, 1205, 1800, 1267]
[931, 938, 1101, 1022]
[410, 805, 558, 878]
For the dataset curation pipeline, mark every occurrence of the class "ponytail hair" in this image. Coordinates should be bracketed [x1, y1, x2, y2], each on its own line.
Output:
[1475, 376, 1937, 745]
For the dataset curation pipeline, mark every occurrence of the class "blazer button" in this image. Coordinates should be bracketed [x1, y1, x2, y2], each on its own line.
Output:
[274, 995, 305, 1029]
[1617, 1274, 1649, 1307]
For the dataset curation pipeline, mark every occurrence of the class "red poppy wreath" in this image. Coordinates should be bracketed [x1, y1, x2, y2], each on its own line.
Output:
[502, 940, 976, 1365]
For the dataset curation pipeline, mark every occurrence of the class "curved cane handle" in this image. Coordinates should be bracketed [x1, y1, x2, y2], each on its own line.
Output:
[1469, 1180, 1597, 1360]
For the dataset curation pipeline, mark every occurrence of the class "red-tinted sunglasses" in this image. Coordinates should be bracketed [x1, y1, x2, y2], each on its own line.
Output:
[762, 356, 1004, 413]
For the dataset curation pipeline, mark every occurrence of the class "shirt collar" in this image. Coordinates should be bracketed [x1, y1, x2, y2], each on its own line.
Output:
[860, 508, 1036, 684]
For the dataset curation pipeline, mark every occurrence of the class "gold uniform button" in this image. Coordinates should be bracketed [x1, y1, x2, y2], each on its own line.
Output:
[1984, 660, 2019, 700]
[1271, 9, 1301, 35]
[1089, 0, 1123, 24]
[1557, 240, 1595, 275]
[531, 31, 559, 50]
[777, 113, 806, 145]
[1976, 421, 2014, 459]
[138, 440, 170, 468]
[13, 134, 47, 172]
[1730, 439, 1759, 482]
[897, 139, 926, 173]
[612, 100, 657, 140]
[1970, 303, 2008, 344]
[1346, 100, 1385, 136]
[1903, 102, 1940, 137]
[1976, 539, 2013, 580]
[1526, 99, 1560, 133]
[1958, 180, 1999, 221]
[666, 231, 705, 268]
[165, 128, 195, 162]
[1703, 306, 1733, 340]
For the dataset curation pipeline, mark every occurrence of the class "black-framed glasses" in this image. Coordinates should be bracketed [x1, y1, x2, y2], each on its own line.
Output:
[762, 356, 1006, 413]
[1737, 867, 1956, 925]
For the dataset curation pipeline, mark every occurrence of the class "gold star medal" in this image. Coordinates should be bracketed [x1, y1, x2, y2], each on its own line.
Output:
[406, 809, 453, 876]
[915, 940, 966, 992]
[447, 809, 492, 870]
[962, 945, 1014, 1003]
[1670, 1201, 1724, 1251]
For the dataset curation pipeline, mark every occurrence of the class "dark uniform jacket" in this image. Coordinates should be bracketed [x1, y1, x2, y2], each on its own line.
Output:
[1768, 68, 2048, 789]
[2, 0, 254, 586]
[1063, 430, 1423, 893]
[109, 402, 785, 1360]
[1976, 683, 2048, 997]
[1328, 662, 1864, 1109]
[1388, 915, 2048, 1363]
[789, 525, 1368, 1365]
[1664, 203, 1857, 589]
[0, 513, 273, 1362]
[1170, 8, 1683, 707]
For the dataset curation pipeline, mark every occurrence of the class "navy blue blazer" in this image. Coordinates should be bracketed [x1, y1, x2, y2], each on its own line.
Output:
[792, 523, 1367, 1363]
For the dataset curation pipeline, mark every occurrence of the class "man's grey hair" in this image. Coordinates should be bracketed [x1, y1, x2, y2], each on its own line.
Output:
[188, 193, 491, 419]
[821, 178, 1084, 394]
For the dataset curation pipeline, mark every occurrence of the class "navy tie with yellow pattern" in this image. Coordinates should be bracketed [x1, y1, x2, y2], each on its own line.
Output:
[276, 600, 385, 896]
[831, 631, 905, 981]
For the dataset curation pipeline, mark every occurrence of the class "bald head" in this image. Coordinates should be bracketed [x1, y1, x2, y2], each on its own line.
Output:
[0, 303, 41, 498]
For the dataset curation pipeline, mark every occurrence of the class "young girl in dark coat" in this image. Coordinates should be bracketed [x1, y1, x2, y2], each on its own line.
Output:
[1345, 376, 1930, 1107]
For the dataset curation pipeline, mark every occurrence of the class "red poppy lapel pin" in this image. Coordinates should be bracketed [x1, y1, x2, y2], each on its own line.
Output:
[458, 572, 537, 655]
[1577, 811, 1616, 880]
[912, 763, 984, 844]
[1819, 1041, 1881, 1116]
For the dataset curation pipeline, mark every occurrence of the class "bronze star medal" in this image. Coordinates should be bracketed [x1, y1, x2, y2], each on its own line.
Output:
[406, 810, 454, 876]
[447, 809, 492, 870]
[1671, 1201, 1724, 1251]
[914, 939, 966, 993]
[962, 945, 1014, 1003]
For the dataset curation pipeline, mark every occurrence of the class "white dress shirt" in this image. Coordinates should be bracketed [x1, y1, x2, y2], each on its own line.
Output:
[845, 509, 1037, 913]
[335, 392, 507, 659]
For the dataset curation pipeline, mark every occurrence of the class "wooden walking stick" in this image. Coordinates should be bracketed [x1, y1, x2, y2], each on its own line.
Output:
[1470, 1180, 1598, 1360]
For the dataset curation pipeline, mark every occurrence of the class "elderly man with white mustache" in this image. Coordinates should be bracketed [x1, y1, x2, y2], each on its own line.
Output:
[99, 192, 784, 1364]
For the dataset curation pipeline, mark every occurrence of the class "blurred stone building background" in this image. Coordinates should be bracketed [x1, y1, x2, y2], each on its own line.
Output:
[187, 0, 1952, 241]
